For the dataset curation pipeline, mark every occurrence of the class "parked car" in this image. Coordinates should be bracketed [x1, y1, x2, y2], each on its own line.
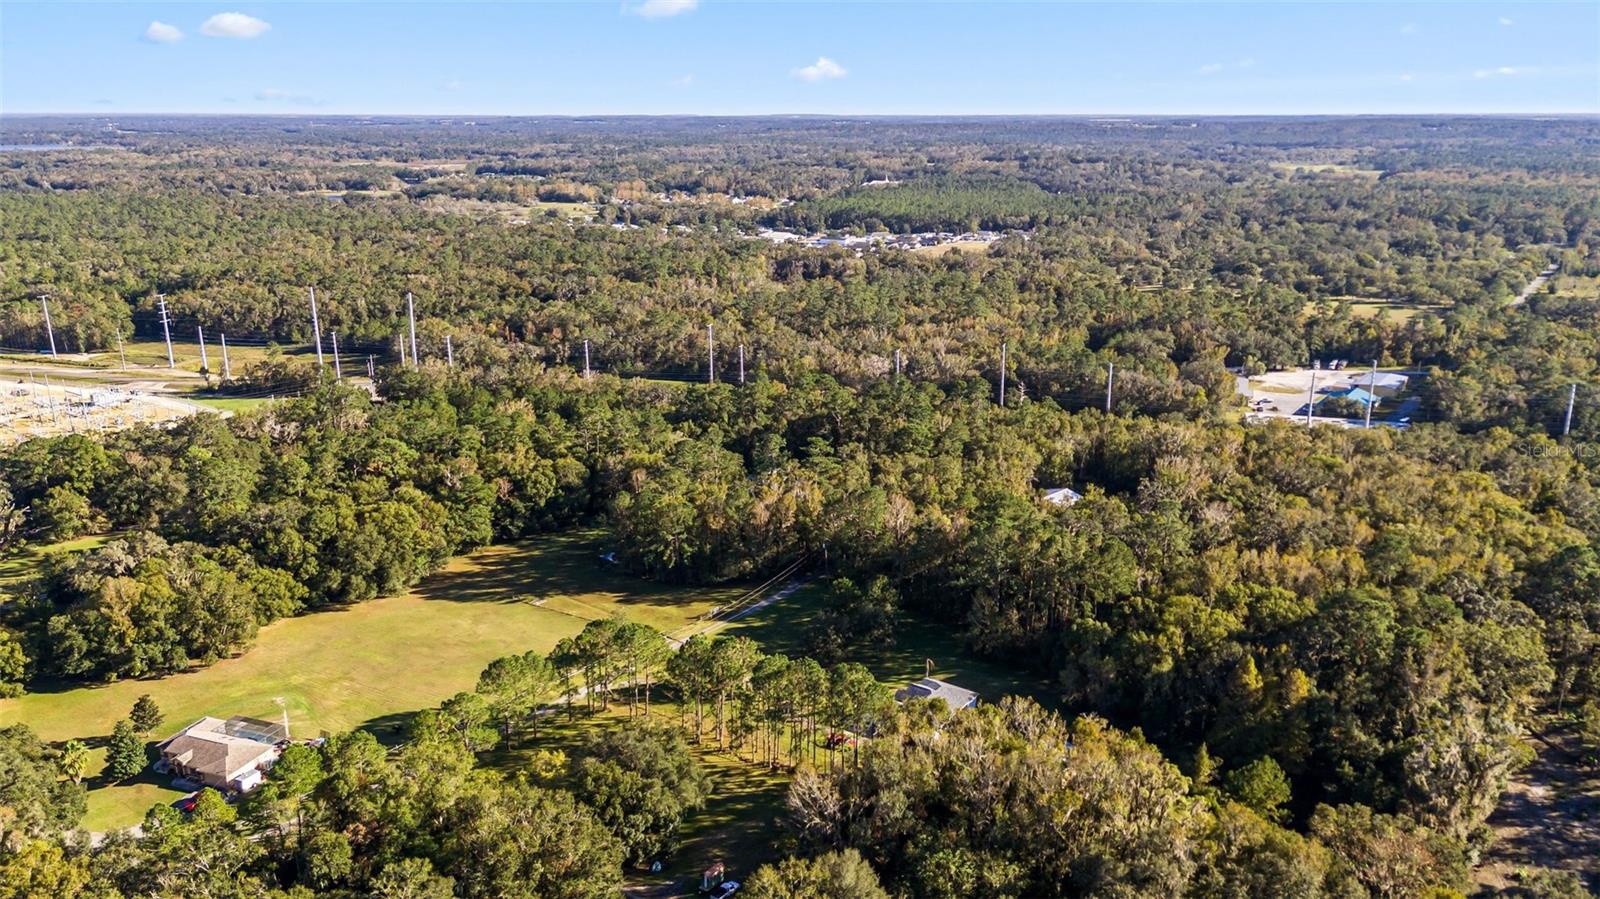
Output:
[709, 881, 741, 899]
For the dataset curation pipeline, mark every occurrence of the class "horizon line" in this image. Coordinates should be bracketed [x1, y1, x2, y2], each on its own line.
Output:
[5, 110, 1600, 119]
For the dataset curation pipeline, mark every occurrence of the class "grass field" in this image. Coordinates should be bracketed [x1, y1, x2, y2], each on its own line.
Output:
[186, 396, 280, 414]
[1, 340, 290, 375]
[1304, 297, 1444, 323]
[910, 239, 996, 257]
[0, 530, 747, 831]
[0, 533, 110, 588]
[1553, 273, 1600, 300]
[1269, 161, 1384, 179]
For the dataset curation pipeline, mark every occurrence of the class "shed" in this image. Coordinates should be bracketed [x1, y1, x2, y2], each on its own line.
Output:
[1041, 486, 1083, 507]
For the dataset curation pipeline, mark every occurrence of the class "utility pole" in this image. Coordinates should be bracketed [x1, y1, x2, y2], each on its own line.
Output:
[999, 342, 1007, 406]
[220, 333, 231, 379]
[738, 343, 745, 385]
[446, 334, 455, 369]
[39, 296, 58, 357]
[581, 339, 589, 378]
[367, 355, 375, 379]
[397, 332, 406, 368]
[41, 372, 58, 424]
[116, 331, 127, 370]
[331, 331, 342, 379]
[197, 326, 209, 373]
[1564, 383, 1578, 437]
[1306, 367, 1317, 427]
[894, 348, 902, 378]
[156, 294, 175, 368]
[1105, 361, 1115, 413]
[308, 287, 325, 369]
[707, 324, 715, 383]
[406, 292, 419, 368]
[1364, 361, 1376, 429]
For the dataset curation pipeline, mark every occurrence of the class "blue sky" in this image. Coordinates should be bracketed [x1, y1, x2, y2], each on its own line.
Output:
[3, 1, 1597, 115]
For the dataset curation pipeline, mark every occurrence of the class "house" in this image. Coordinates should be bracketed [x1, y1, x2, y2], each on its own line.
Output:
[895, 677, 980, 711]
[157, 716, 287, 793]
[1354, 372, 1409, 396]
[1324, 386, 1379, 408]
[1041, 486, 1083, 506]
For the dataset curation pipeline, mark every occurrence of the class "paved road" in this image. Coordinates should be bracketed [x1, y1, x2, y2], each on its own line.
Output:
[1510, 263, 1559, 306]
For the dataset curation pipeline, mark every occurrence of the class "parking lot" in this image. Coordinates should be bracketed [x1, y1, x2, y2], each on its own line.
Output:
[1244, 365, 1422, 429]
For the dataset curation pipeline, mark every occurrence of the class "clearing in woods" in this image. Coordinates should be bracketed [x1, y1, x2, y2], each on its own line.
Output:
[0, 529, 747, 831]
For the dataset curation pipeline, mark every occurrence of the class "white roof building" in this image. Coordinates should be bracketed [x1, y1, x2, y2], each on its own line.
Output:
[1353, 372, 1410, 393]
[1041, 486, 1083, 506]
[895, 677, 980, 710]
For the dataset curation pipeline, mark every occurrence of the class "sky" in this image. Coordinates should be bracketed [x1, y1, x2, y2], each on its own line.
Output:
[2, 1, 1597, 115]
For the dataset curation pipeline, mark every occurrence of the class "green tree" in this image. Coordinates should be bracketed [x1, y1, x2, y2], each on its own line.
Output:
[370, 858, 456, 899]
[575, 722, 709, 866]
[0, 840, 94, 899]
[0, 629, 27, 699]
[129, 694, 164, 735]
[1310, 803, 1468, 899]
[0, 724, 86, 850]
[440, 780, 623, 899]
[57, 739, 91, 786]
[476, 650, 558, 742]
[1224, 756, 1292, 823]
[744, 849, 890, 899]
[104, 718, 148, 783]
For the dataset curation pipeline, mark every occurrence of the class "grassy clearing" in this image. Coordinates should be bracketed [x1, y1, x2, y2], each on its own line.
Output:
[1348, 301, 1424, 322]
[0, 530, 747, 831]
[1303, 297, 1444, 323]
[1270, 161, 1383, 179]
[909, 239, 995, 257]
[1553, 273, 1600, 300]
[185, 396, 278, 414]
[0, 533, 110, 588]
[723, 581, 1060, 710]
[116, 340, 289, 375]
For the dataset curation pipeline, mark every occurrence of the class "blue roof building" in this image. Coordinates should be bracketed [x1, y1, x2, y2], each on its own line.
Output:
[1324, 387, 1378, 407]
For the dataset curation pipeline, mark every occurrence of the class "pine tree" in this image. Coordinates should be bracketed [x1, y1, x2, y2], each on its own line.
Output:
[106, 719, 148, 782]
[130, 694, 164, 735]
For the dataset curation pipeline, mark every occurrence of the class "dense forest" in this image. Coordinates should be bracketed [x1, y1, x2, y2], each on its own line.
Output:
[2, 116, 1599, 897]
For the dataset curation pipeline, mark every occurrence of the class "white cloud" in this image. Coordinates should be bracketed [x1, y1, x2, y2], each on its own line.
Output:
[1236, 57, 1256, 68]
[440, 79, 464, 92]
[1498, 17, 1514, 26]
[201, 12, 271, 39]
[1473, 65, 1525, 78]
[1196, 62, 1224, 76]
[629, 0, 698, 18]
[1400, 22, 1418, 35]
[1399, 73, 1414, 82]
[792, 57, 847, 82]
[144, 21, 183, 43]
[670, 74, 695, 87]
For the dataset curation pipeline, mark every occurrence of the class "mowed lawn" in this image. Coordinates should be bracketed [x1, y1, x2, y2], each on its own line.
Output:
[0, 530, 746, 831]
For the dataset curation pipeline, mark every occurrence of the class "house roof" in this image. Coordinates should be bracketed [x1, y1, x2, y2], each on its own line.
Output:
[1041, 486, 1083, 506]
[1356, 372, 1409, 389]
[158, 716, 285, 782]
[895, 677, 979, 710]
[1326, 387, 1377, 404]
